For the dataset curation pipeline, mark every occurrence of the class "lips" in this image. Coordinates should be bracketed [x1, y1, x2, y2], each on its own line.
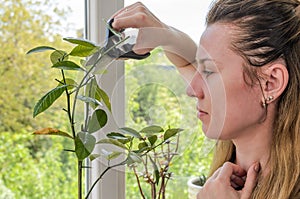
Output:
[197, 107, 208, 119]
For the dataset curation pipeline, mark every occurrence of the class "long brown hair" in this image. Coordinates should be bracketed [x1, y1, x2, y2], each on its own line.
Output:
[206, 0, 300, 198]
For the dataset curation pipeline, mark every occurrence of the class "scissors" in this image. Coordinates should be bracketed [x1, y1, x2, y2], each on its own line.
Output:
[104, 18, 150, 60]
[86, 18, 150, 72]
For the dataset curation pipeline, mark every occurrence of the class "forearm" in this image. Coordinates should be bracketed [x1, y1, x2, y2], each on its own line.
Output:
[162, 26, 197, 69]
[134, 25, 197, 81]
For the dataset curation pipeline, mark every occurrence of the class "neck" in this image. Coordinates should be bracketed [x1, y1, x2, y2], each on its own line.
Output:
[232, 120, 273, 175]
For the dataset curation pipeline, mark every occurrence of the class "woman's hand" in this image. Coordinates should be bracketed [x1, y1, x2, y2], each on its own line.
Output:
[112, 2, 165, 31]
[197, 162, 260, 199]
[111, 2, 167, 55]
[110, 2, 197, 68]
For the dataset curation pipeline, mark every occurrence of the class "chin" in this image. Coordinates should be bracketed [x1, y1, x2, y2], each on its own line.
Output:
[202, 126, 225, 140]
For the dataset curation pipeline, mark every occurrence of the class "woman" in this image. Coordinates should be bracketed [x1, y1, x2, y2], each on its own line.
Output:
[112, 0, 300, 198]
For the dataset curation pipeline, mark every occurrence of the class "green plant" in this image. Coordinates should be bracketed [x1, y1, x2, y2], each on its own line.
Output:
[27, 24, 182, 199]
[99, 125, 182, 199]
[195, 174, 207, 186]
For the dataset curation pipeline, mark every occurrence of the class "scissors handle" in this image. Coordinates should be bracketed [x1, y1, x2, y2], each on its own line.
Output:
[105, 18, 150, 60]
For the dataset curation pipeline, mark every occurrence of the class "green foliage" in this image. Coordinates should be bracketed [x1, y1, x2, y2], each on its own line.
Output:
[0, 1, 79, 198]
[125, 48, 215, 198]
[98, 125, 182, 199]
[27, 35, 119, 198]
[0, 0, 73, 132]
[0, 132, 77, 199]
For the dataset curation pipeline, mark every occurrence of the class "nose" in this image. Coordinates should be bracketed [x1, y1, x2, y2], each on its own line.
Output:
[186, 72, 205, 99]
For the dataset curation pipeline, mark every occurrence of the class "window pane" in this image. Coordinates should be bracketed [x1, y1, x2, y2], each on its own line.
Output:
[0, 0, 84, 198]
[124, 1, 215, 198]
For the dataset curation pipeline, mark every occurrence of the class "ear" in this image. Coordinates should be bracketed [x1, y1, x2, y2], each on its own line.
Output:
[261, 61, 289, 104]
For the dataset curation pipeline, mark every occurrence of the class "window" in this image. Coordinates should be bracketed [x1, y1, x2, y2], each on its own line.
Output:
[0, 0, 84, 198]
[85, 0, 214, 198]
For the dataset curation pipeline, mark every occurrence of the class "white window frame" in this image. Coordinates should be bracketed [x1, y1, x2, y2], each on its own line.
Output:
[85, 0, 125, 199]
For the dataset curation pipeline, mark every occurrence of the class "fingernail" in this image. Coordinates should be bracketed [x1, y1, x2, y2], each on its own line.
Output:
[254, 162, 261, 173]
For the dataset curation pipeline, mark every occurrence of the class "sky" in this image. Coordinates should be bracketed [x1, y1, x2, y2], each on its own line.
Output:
[64, 0, 213, 42]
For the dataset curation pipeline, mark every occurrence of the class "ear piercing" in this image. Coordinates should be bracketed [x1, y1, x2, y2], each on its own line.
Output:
[266, 96, 274, 101]
[262, 96, 274, 108]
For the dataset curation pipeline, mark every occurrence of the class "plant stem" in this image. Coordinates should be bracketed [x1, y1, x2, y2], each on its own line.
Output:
[61, 70, 76, 138]
[78, 160, 83, 199]
[158, 175, 165, 199]
[84, 160, 127, 199]
[151, 182, 156, 199]
[133, 166, 146, 199]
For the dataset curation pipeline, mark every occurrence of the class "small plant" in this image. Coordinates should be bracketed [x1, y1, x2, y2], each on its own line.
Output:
[27, 23, 183, 199]
[195, 174, 207, 186]
[99, 125, 182, 199]
[187, 174, 207, 199]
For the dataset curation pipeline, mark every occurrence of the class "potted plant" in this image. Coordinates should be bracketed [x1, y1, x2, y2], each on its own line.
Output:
[27, 22, 183, 199]
[187, 174, 207, 199]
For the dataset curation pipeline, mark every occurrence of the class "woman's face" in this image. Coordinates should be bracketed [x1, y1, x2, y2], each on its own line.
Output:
[187, 23, 265, 140]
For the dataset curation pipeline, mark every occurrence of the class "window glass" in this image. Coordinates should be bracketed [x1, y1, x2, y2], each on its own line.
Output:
[123, 1, 215, 198]
[0, 0, 84, 198]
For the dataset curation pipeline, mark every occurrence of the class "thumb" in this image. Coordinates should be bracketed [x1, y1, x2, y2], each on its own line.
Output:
[241, 162, 260, 199]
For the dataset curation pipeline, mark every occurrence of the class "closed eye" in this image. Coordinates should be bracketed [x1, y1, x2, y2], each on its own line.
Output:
[202, 70, 214, 77]
[201, 70, 214, 77]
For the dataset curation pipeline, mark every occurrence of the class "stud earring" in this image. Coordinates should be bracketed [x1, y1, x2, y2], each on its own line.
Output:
[262, 96, 274, 108]
[262, 101, 267, 108]
[266, 96, 274, 101]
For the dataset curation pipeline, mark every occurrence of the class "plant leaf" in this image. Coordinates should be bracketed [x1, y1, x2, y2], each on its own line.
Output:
[148, 135, 157, 146]
[77, 95, 102, 108]
[33, 128, 73, 139]
[149, 156, 160, 185]
[52, 61, 84, 71]
[138, 142, 148, 150]
[26, 46, 56, 54]
[119, 127, 143, 139]
[75, 132, 96, 161]
[69, 45, 98, 57]
[96, 87, 111, 111]
[85, 50, 101, 67]
[89, 154, 101, 161]
[87, 109, 108, 133]
[140, 125, 164, 134]
[50, 50, 68, 64]
[63, 37, 96, 47]
[127, 152, 143, 165]
[163, 128, 183, 141]
[96, 138, 127, 150]
[107, 151, 123, 160]
[86, 79, 111, 111]
[33, 85, 68, 117]
[107, 132, 128, 140]
[57, 78, 78, 91]
[106, 133, 131, 144]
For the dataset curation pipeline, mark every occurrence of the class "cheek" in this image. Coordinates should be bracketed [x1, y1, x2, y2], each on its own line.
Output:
[204, 73, 262, 139]
[219, 83, 262, 139]
[203, 73, 227, 138]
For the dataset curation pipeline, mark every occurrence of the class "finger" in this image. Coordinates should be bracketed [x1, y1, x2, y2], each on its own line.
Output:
[210, 166, 222, 180]
[113, 13, 149, 30]
[230, 174, 246, 188]
[132, 46, 153, 55]
[230, 181, 240, 189]
[241, 162, 260, 198]
[218, 162, 247, 181]
[111, 2, 144, 19]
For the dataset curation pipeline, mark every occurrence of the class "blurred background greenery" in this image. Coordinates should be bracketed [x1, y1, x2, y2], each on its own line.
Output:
[124, 49, 214, 198]
[0, 0, 213, 198]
